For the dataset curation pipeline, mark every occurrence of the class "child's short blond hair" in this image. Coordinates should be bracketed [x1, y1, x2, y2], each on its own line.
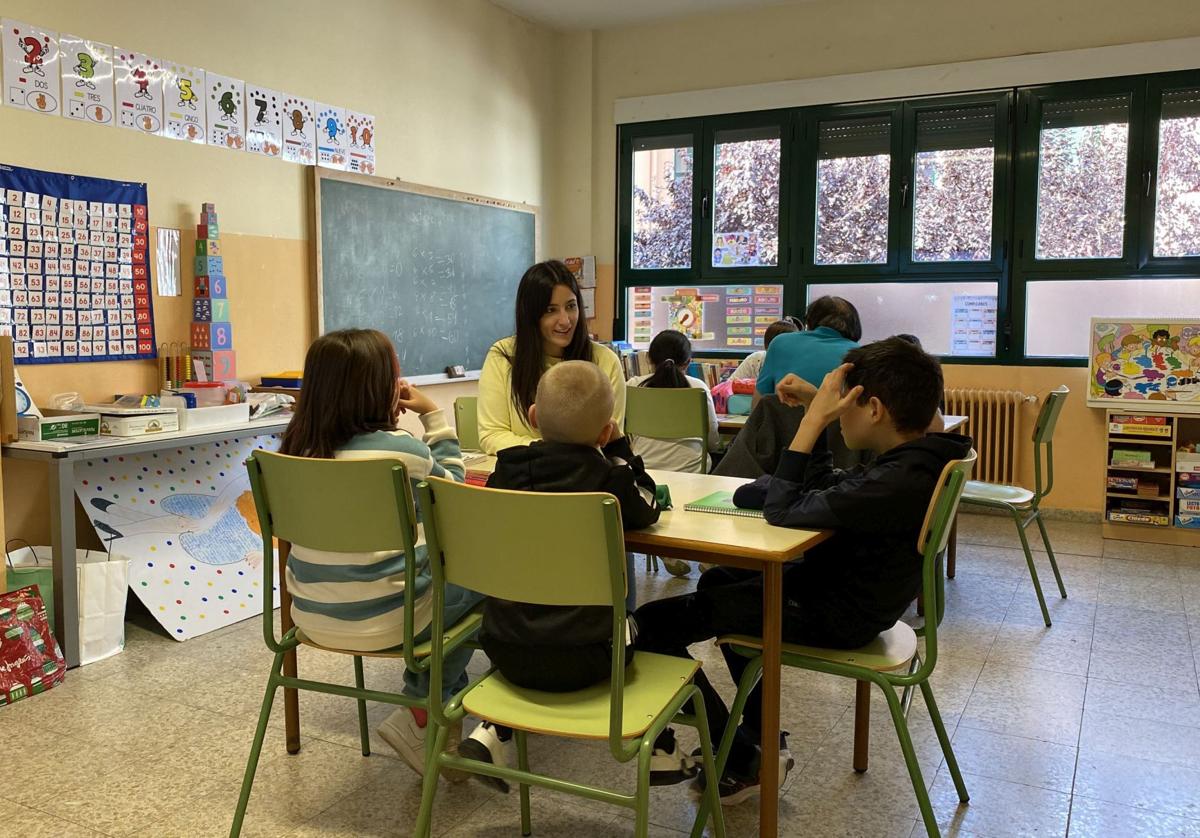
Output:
[535, 361, 614, 446]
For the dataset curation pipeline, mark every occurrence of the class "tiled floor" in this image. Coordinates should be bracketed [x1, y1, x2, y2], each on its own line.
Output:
[5, 513, 1200, 837]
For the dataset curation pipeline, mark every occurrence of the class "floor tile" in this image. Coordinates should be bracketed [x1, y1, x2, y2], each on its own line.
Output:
[0, 798, 108, 838]
[1079, 709, 1200, 770]
[1067, 794, 1200, 837]
[1073, 750, 1200, 822]
[928, 769, 1071, 837]
[948, 727, 1077, 793]
[1083, 678, 1200, 729]
[958, 663, 1086, 746]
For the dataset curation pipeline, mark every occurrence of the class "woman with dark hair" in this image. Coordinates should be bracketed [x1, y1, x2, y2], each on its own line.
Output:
[477, 260, 626, 454]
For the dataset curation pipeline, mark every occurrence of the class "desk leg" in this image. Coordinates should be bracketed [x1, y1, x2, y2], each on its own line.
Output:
[853, 681, 870, 772]
[947, 518, 958, 579]
[47, 458, 81, 669]
[759, 563, 783, 838]
[278, 542, 301, 755]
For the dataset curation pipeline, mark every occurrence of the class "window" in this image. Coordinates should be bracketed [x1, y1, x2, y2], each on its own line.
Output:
[1024, 277, 1200, 357]
[1153, 87, 1200, 258]
[912, 105, 996, 263]
[626, 284, 785, 352]
[815, 115, 892, 266]
[631, 134, 694, 270]
[1034, 95, 1131, 261]
[711, 126, 781, 268]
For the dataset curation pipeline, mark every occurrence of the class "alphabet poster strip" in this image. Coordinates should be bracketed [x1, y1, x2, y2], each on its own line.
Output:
[114, 49, 163, 135]
[162, 61, 206, 143]
[244, 83, 282, 158]
[346, 111, 375, 174]
[280, 94, 316, 165]
[205, 72, 244, 150]
[60, 35, 114, 126]
[3, 19, 61, 116]
[315, 102, 348, 170]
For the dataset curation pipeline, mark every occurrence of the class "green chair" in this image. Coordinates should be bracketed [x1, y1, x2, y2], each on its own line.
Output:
[412, 478, 726, 838]
[625, 385, 711, 576]
[231, 453, 481, 838]
[708, 451, 977, 838]
[455, 395, 481, 452]
[960, 386, 1069, 627]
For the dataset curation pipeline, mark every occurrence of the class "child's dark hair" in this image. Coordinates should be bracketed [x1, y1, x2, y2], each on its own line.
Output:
[804, 296, 862, 342]
[640, 329, 692, 389]
[763, 319, 800, 349]
[843, 337, 943, 434]
[281, 329, 398, 459]
[504, 260, 593, 419]
[1153, 329, 1170, 341]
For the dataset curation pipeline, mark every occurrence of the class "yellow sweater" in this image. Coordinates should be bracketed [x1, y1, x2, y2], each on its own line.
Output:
[477, 336, 626, 454]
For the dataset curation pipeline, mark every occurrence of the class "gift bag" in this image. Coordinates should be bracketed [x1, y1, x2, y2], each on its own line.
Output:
[0, 586, 67, 705]
[5, 540, 55, 630]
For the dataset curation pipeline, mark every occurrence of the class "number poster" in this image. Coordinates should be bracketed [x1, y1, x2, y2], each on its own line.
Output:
[0, 163, 156, 364]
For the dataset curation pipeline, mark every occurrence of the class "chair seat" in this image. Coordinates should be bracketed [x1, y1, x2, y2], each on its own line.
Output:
[295, 609, 482, 659]
[462, 652, 700, 740]
[961, 480, 1035, 507]
[718, 620, 918, 673]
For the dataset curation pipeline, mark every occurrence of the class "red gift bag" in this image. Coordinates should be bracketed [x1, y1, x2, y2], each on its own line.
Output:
[0, 585, 67, 705]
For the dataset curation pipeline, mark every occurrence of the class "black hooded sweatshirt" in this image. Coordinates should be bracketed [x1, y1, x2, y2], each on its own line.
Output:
[733, 432, 974, 647]
[480, 436, 660, 654]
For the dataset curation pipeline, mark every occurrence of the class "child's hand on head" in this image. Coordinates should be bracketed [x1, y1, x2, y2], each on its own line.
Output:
[395, 380, 438, 416]
[807, 363, 863, 425]
[776, 373, 818, 407]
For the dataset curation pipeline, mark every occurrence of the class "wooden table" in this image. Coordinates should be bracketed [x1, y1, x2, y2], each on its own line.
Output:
[715, 413, 748, 433]
[631, 469, 830, 838]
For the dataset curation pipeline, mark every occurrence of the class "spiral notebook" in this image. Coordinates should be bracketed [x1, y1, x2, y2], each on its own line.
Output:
[683, 491, 765, 519]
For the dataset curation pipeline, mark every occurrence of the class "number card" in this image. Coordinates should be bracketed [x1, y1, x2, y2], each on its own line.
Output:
[60, 34, 115, 125]
[114, 48, 164, 135]
[206, 72, 245, 149]
[0, 163, 155, 365]
[245, 83, 282, 158]
[346, 111, 376, 175]
[280, 94, 316, 165]
[162, 61, 206, 143]
[2, 19, 61, 116]
[315, 103, 348, 170]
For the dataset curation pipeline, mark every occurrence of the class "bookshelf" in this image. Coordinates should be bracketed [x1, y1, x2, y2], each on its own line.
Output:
[1103, 410, 1200, 546]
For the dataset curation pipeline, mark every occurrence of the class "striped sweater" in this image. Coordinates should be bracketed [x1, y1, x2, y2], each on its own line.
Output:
[286, 409, 465, 651]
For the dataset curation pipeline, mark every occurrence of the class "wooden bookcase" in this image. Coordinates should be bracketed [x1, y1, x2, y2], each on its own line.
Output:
[1103, 410, 1200, 546]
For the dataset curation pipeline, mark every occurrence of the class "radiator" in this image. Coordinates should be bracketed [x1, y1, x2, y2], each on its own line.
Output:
[944, 389, 1036, 484]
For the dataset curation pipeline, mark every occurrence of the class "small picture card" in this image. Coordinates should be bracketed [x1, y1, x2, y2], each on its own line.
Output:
[60, 35, 114, 125]
[315, 103, 348, 170]
[245, 84, 282, 158]
[114, 49, 164, 135]
[280, 94, 316, 165]
[206, 72, 245, 150]
[162, 60, 206, 143]
[346, 111, 375, 175]
[3, 19, 61, 115]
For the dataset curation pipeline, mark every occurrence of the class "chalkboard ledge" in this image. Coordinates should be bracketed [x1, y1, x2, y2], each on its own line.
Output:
[406, 370, 482, 386]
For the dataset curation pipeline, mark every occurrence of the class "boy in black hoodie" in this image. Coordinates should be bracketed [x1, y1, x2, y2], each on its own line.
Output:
[458, 360, 680, 789]
[634, 337, 973, 804]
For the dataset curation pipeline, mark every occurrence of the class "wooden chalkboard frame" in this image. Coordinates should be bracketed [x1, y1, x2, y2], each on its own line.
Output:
[312, 168, 540, 384]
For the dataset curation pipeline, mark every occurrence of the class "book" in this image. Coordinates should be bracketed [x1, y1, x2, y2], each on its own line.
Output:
[1112, 414, 1167, 425]
[683, 491, 764, 519]
[1109, 422, 1172, 437]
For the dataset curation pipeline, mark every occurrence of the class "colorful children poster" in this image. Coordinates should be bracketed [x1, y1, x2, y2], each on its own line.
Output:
[244, 83, 282, 158]
[2, 19, 61, 116]
[162, 61, 206, 143]
[712, 232, 759, 267]
[280, 94, 316, 165]
[346, 111, 375, 174]
[114, 49, 163, 135]
[950, 294, 998, 357]
[60, 35, 114, 126]
[205, 72, 244, 150]
[315, 102, 348, 170]
[1089, 318, 1200, 413]
[74, 435, 282, 641]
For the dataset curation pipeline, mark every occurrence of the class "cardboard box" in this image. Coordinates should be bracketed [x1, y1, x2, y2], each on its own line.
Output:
[98, 411, 180, 436]
[1179, 499, 1200, 514]
[18, 408, 102, 442]
[1176, 513, 1200, 529]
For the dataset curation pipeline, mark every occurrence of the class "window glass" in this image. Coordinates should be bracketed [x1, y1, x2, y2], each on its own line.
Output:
[913, 105, 996, 262]
[815, 116, 891, 265]
[1153, 88, 1200, 258]
[712, 126, 781, 267]
[632, 135, 693, 269]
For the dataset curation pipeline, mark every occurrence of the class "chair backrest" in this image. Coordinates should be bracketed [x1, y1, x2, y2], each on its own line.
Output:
[1030, 386, 1069, 501]
[246, 451, 418, 652]
[455, 396, 481, 452]
[624, 385, 709, 443]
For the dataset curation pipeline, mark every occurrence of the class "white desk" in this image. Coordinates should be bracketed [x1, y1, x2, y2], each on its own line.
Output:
[2, 416, 291, 666]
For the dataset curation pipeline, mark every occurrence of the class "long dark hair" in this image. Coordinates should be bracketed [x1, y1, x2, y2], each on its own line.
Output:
[640, 329, 691, 389]
[280, 329, 398, 459]
[504, 260, 592, 420]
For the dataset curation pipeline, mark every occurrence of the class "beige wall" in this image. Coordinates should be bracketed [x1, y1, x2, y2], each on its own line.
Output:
[1, 0, 569, 545]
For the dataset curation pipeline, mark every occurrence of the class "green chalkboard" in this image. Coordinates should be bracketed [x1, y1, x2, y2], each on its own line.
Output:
[316, 170, 538, 378]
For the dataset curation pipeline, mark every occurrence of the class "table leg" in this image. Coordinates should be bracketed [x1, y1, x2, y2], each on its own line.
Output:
[947, 518, 958, 579]
[278, 541, 301, 755]
[853, 680, 870, 772]
[759, 563, 783, 838]
[47, 458, 81, 669]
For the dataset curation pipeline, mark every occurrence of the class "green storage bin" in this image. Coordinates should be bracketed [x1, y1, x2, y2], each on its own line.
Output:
[5, 541, 55, 631]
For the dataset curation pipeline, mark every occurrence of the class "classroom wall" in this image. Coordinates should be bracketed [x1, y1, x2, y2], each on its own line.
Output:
[1, 0, 570, 545]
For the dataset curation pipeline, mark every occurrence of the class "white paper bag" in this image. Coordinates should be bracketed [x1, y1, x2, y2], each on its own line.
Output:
[77, 549, 129, 665]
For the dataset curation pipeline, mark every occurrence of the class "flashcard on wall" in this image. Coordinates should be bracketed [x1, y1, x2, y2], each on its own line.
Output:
[244, 84, 282, 158]
[315, 103, 348, 170]
[206, 72, 244, 150]
[280, 94, 316, 165]
[346, 111, 375, 175]
[60, 35, 114, 126]
[114, 49, 163, 135]
[3, 19, 61, 116]
[163, 61, 206, 143]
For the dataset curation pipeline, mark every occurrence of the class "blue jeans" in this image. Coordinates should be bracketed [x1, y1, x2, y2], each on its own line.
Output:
[402, 583, 485, 702]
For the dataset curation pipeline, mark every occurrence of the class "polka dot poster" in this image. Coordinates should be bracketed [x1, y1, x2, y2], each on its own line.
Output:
[73, 434, 281, 641]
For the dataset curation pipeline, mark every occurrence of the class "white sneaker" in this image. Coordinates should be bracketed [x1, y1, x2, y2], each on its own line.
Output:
[457, 721, 514, 793]
[377, 706, 464, 780]
[649, 727, 699, 785]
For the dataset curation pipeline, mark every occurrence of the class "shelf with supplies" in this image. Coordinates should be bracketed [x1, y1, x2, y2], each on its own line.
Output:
[1103, 411, 1200, 546]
